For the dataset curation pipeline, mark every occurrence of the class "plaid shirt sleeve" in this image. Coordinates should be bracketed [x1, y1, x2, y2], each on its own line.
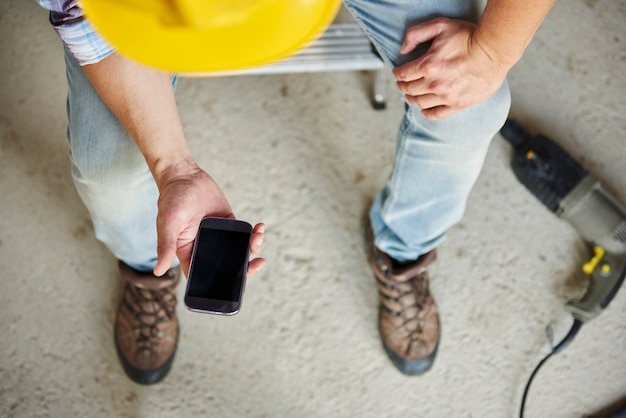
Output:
[35, 0, 115, 65]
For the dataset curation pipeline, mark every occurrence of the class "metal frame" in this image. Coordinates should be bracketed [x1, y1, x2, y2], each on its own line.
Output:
[184, 23, 387, 110]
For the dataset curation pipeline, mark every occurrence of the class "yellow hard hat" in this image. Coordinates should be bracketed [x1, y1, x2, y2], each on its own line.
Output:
[80, 0, 342, 73]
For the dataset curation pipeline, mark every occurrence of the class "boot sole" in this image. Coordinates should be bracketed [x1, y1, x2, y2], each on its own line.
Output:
[114, 337, 178, 385]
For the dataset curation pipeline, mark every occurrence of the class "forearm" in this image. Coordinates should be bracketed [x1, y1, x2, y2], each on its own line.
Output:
[474, 0, 556, 68]
[81, 53, 197, 189]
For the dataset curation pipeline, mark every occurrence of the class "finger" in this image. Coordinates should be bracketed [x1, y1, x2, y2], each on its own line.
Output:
[400, 18, 447, 54]
[404, 93, 442, 110]
[250, 232, 264, 258]
[421, 105, 456, 120]
[396, 77, 428, 96]
[394, 53, 448, 83]
[253, 222, 266, 234]
[393, 60, 421, 82]
[249, 223, 265, 258]
[247, 258, 267, 279]
[154, 238, 177, 277]
[154, 212, 179, 276]
[397, 76, 450, 97]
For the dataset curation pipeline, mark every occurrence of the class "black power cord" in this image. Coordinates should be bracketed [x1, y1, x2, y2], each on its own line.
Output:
[519, 318, 584, 418]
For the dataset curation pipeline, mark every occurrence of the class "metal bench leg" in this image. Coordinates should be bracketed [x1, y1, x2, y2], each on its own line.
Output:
[371, 68, 386, 110]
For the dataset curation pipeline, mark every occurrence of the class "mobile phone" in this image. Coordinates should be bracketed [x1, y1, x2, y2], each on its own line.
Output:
[184, 217, 253, 315]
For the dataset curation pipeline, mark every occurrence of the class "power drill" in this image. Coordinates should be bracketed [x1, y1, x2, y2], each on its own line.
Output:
[499, 120, 626, 417]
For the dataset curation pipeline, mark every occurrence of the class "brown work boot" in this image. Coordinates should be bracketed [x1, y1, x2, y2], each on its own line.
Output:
[115, 261, 181, 384]
[365, 223, 440, 375]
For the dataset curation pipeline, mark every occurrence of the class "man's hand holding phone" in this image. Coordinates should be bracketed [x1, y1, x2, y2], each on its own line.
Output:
[152, 163, 266, 281]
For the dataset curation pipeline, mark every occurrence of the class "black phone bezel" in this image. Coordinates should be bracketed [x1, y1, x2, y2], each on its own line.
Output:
[183, 217, 252, 315]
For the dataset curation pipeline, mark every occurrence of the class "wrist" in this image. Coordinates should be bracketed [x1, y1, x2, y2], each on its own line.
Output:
[152, 155, 201, 191]
[472, 0, 556, 70]
[470, 29, 522, 70]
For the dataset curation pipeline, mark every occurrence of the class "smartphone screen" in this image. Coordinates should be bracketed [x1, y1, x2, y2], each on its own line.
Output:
[184, 218, 252, 315]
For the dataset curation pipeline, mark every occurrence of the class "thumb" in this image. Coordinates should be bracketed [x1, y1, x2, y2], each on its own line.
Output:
[154, 220, 178, 277]
[400, 19, 445, 54]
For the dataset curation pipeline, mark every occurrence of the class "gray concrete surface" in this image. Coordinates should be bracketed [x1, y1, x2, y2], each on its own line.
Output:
[1, 1, 625, 417]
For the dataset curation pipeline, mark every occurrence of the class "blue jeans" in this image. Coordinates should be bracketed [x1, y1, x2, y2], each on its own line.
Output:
[64, 0, 510, 270]
[64, 47, 167, 272]
[344, 0, 511, 261]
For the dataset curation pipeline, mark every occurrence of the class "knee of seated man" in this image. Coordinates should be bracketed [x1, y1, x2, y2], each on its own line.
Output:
[404, 81, 511, 148]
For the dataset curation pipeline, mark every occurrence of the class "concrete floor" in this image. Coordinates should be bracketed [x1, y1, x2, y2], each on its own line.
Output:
[1, 1, 625, 417]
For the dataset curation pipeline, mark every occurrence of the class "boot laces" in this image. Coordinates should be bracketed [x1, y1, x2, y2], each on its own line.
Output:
[404, 275, 431, 353]
[382, 272, 432, 354]
[124, 284, 177, 351]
